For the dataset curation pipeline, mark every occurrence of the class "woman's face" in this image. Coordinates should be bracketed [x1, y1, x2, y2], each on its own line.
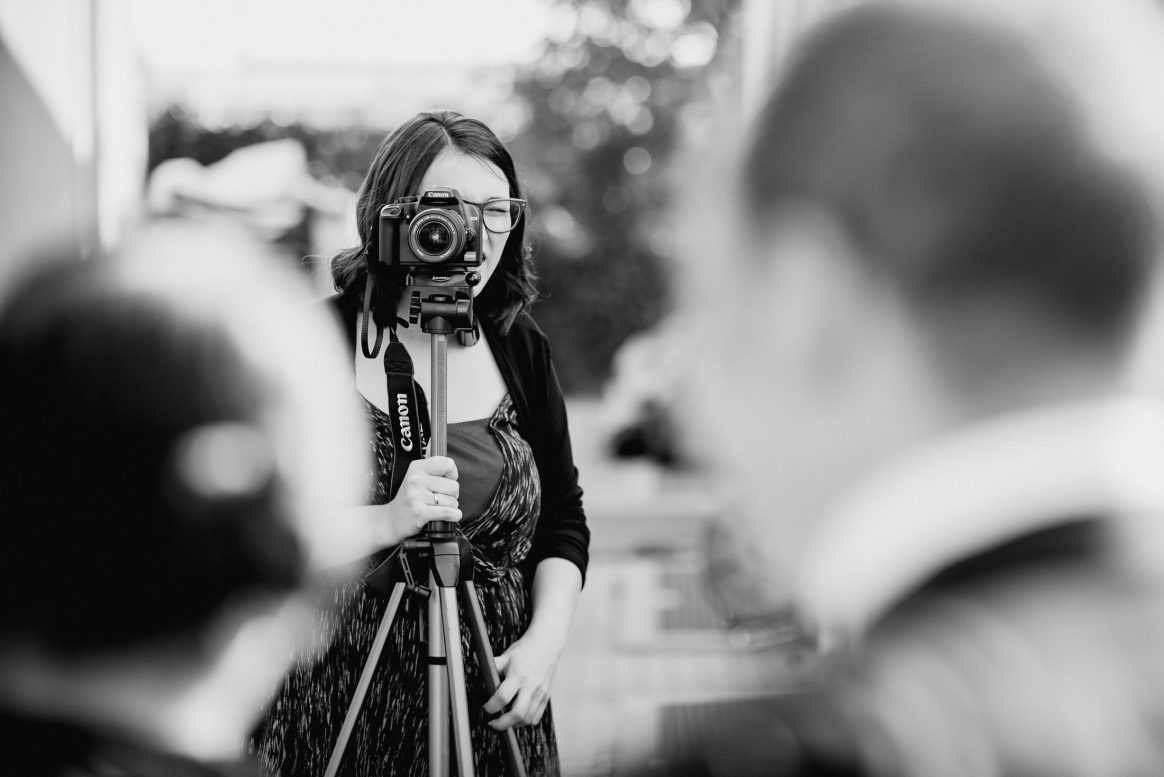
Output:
[417, 148, 512, 295]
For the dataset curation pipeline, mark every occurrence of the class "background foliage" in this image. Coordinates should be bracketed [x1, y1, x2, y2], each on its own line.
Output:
[148, 0, 741, 393]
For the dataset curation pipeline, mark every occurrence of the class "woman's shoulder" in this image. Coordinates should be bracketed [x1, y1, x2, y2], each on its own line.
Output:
[323, 290, 350, 315]
[322, 291, 359, 339]
[503, 310, 549, 344]
[489, 311, 554, 367]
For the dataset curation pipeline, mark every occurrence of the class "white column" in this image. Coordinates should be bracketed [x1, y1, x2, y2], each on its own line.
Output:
[740, 0, 858, 119]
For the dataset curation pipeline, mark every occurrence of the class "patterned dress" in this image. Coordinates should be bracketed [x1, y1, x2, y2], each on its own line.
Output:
[257, 394, 559, 777]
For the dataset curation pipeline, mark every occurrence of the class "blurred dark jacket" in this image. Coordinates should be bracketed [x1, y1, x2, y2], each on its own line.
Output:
[1, 709, 262, 777]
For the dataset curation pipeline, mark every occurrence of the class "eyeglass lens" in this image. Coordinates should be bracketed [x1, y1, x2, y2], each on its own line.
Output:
[471, 199, 524, 233]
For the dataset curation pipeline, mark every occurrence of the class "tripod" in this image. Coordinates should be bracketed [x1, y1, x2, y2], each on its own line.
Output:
[325, 278, 527, 777]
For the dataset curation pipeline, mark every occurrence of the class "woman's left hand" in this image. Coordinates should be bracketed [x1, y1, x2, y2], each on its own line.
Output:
[484, 634, 562, 730]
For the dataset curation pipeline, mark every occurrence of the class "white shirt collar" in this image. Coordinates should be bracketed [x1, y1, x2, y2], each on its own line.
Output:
[795, 396, 1164, 645]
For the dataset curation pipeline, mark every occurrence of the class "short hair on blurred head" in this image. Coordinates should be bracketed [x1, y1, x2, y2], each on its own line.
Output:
[742, 2, 1155, 353]
[0, 223, 368, 655]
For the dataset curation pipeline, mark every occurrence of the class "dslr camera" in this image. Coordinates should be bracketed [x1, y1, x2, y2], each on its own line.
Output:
[378, 188, 483, 269]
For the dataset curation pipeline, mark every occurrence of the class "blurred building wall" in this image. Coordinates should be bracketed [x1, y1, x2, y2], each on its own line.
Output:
[0, 0, 145, 286]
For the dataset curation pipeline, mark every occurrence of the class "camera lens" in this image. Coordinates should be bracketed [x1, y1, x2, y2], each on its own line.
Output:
[409, 210, 464, 263]
[417, 222, 451, 254]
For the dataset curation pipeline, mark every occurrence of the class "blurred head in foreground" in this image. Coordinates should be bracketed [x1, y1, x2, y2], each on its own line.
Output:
[683, 0, 1164, 774]
[0, 223, 370, 771]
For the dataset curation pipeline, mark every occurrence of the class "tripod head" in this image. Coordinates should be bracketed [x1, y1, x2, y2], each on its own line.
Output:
[403, 268, 479, 337]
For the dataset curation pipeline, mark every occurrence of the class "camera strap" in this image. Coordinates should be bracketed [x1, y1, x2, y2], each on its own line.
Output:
[359, 274, 384, 359]
[360, 275, 430, 498]
[382, 336, 429, 497]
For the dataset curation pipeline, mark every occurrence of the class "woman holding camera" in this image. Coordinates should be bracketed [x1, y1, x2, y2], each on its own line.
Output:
[256, 111, 589, 777]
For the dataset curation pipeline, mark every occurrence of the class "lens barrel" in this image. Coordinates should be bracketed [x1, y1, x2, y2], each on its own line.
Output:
[409, 210, 466, 263]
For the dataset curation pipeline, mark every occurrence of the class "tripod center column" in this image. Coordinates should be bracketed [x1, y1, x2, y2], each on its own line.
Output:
[430, 331, 448, 457]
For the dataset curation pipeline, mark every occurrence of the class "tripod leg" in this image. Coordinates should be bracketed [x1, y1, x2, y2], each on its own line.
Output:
[438, 584, 477, 777]
[462, 581, 529, 777]
[324, 582, 407, 777]
[428, 578, 451, 777]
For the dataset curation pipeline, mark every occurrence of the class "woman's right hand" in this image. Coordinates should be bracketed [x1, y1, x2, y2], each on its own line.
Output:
[382, 456, 461, 545]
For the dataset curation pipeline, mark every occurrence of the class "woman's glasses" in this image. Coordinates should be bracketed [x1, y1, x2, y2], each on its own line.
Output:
[464, 198, 527, 234]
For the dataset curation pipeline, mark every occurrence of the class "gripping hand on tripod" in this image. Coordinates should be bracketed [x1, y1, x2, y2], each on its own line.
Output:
[377, 456, 461, 547]
[484, 636, 557, 731]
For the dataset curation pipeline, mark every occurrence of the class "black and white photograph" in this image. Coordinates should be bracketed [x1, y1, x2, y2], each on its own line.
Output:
[7, 1, 1164, 775]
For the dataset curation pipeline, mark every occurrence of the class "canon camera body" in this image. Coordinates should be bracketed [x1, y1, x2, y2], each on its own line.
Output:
[378, 188, 482, 270]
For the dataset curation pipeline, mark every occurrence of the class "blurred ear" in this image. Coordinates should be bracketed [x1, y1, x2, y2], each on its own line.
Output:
[759, 205, 888, 391]
[168, 423, 275, 501]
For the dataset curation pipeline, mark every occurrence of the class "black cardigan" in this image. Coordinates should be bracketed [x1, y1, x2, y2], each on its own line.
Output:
[328, 293, 590, 584]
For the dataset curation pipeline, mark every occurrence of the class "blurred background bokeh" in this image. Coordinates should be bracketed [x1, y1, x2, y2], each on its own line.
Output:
[0, 0, 849, 395]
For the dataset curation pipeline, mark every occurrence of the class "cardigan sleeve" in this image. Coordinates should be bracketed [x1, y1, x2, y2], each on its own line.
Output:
[511, 318, 591, 585]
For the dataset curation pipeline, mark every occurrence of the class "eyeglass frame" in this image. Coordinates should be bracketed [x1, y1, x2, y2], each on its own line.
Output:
[462, 198, 528, 234]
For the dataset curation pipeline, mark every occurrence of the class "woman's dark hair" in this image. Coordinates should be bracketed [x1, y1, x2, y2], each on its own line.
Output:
[332, 110, 538, 334]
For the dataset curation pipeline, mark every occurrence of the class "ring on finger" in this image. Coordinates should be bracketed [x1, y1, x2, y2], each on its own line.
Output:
[433, 493, 442, 507]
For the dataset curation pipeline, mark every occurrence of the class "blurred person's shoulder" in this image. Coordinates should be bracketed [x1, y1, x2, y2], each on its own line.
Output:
[2, 707, 264, 777]
[621, 691, 869, 777]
